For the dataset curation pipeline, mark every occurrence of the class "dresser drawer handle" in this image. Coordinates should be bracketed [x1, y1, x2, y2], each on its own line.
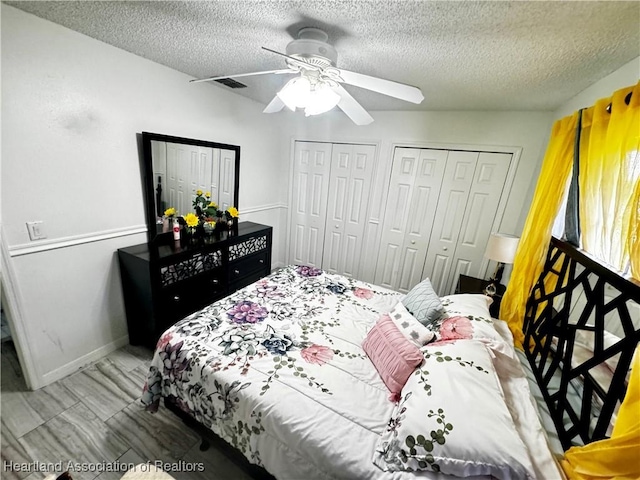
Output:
[234, 269, 240, 275]
[259, 259, 264, 264]
[211, 279, 219, 285]
[173, 295, 180, 302]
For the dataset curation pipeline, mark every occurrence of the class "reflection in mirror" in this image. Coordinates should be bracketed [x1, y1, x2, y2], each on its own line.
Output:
[150, 141, 236, 218]
[141, 132, 240, 242]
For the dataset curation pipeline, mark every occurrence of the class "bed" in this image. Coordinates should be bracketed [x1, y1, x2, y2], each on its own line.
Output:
[141, 264, 566, 480]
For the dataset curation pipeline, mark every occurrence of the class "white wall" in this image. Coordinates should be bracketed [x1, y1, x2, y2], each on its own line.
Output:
[554, 57, 639, 119]
[1, 5, 289, 387]
[279, 109, 554, 282]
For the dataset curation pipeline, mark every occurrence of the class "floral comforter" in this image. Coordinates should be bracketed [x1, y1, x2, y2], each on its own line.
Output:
[142, 265, 411, 479]
[141, 266, 557, 480]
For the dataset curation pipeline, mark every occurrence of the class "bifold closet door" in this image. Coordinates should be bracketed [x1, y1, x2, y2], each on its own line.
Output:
[322, 143, 376, 278]
[423, 151, 511, 295]
[374, 148, 448, 292]
[164, 142, 191, 217]
[189, 146, 214, 203]
[443, 152, 511, 294]
[218, 149, 236, 210]
[290, 142, 333, 268]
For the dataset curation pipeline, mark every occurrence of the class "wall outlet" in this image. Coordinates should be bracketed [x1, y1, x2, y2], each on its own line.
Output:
[26, 221, 47, 240]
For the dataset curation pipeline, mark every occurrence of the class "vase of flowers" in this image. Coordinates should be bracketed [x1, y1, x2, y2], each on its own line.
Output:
[183, 212, 200, 244]
[225, 206, 240, 230]
[163, 207, 176, 233]
[188, 190, 240, 237]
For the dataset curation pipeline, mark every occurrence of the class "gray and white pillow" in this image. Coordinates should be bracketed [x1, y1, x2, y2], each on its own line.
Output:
[401, 278, 446, 329]
[388, 302, 436, 347]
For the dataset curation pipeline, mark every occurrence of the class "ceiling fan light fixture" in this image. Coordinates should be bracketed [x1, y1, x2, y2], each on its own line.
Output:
[304, 82, 340, 116]
[277, 76, 311, 111]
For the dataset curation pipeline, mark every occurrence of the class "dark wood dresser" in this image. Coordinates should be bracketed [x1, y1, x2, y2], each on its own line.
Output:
[118, 221, 272, 348]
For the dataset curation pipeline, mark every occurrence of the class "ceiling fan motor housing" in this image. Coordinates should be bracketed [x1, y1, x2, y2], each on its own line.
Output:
[286, 27, 338, 67]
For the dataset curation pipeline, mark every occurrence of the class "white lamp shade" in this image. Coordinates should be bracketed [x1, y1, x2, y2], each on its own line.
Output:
[277, 76, 311, 111]
[304, 82, 341, 116]
[484, 233, 520, 264]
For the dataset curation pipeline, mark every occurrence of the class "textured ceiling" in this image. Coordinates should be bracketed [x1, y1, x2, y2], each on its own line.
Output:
[6, 0, 640, 111]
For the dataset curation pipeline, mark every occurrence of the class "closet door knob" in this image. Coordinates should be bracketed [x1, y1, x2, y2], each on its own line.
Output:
[411, 240, 416, 245]
[443, 247, 448, 251]
[335, 225, 339, 229]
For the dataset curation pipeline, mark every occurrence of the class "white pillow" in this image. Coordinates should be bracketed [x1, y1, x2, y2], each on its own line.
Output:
[373, 340, 535, 479]
[439, 294, 514, 358]
[388, 302, 436, 347]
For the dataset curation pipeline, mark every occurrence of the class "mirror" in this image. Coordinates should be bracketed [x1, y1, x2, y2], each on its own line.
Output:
[141, 132, 240, 242]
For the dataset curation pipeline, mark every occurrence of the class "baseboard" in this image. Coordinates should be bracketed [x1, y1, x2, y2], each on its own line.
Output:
[40, 335, 130, 387]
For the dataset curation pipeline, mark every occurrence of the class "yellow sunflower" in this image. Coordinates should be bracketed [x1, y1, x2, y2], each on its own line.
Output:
[184, 213, 199, 228]
[227, 206, 239, 218]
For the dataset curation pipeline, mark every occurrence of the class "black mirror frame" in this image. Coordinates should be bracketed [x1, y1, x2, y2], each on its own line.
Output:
[141, 131, 240, 243]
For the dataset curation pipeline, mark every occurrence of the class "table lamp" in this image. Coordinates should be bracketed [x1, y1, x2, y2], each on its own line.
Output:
[484, 233, 520, 295]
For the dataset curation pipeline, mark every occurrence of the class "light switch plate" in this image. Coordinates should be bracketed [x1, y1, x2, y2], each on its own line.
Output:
[26, 221, 47, 240]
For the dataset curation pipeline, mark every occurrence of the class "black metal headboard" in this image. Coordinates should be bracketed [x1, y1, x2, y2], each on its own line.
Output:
[523, 237, 640, 450]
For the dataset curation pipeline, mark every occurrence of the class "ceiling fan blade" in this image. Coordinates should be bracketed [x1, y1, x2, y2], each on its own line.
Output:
[337, 69, 424, 104]
[190, 69, 294, 84]
[261, 47, 323, 71]
[263, 95, 286, 113]
[333, 85, 374, 126]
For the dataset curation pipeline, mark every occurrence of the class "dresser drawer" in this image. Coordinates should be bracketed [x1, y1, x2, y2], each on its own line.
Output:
[228, 250, 269, 282]
[157, 269, 225, 328]
[229, 269, 268, 294]
[158, 248, 223, 288]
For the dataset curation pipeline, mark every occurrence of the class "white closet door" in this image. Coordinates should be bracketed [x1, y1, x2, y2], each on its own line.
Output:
[290, 142, 333, 268]
[190, 147, 213, 202]
[322, 144, 376, 278]
[446, 152, 511, 293]
[209, 148, 221, 207]
[151, 140, 167, 216]
[219, 149, 236, 210]
[166, 142, 191, 216]
[374, 148, 448, 292]
[422, 150, 479, 295]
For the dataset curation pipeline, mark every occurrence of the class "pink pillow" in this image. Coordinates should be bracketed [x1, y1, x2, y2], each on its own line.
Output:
[362, 314, 424, 401]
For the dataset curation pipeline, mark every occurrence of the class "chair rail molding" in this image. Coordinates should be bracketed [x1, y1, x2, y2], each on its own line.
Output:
[8, 224, 148, 257]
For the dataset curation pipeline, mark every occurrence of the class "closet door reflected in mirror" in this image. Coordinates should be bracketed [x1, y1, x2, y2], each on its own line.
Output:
[141, 132, 240, 242]
[151, 141, 233, 218]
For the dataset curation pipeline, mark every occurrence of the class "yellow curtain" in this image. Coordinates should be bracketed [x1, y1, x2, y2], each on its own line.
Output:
[499, 113, 577, 348]
[560, 348, 640, 480]
[630, 179, 640, 280]
[580, 82, 640, 277]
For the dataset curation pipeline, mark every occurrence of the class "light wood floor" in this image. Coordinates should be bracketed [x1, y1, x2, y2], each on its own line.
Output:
[1, 341, 253, 480]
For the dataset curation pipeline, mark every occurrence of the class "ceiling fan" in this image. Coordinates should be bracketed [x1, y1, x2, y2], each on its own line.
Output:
[190, 27, 424, 125]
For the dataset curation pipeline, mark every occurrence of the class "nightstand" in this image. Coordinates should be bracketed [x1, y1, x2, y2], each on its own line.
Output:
[455, 274, 506, 318]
